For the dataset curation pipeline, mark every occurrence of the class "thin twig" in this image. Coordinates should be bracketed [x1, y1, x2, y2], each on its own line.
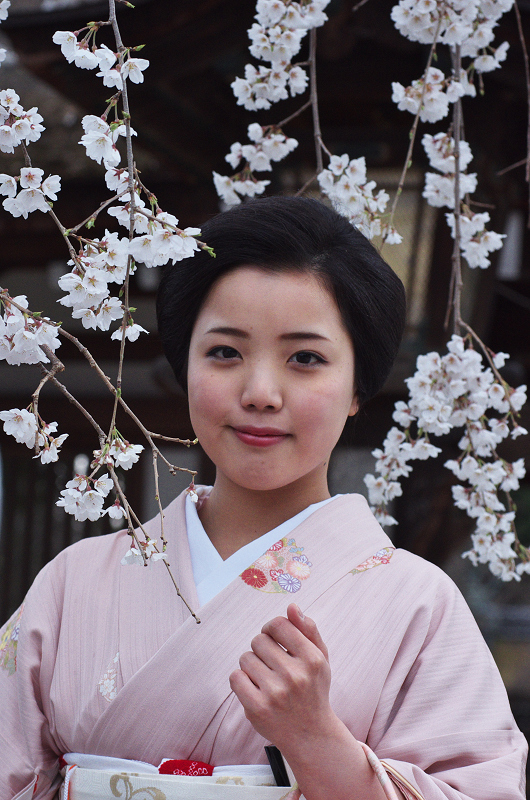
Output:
[449, 47, 463, 335]
[0, 289, 60, 326]
[152, 449, 166, 549]
[21, 141, 32, 168]
[31, 346, 65, 453]
[107, 0, 137, 443]
[460, 321, 509, 387]
[57, 327, 198, 479]
[163, 560, 201, 623]
[108, 464, 147, 555]
[148, 432, 198, 446]
[110, 464, 201, 623]
[388, 13, 444, 233]
[294, 171, 318, 196]
[276, 99, 312, 129]
[309, 28, 324, 175]
[47, 375, 106, 445]
[352, 0, 371, 10]
[131, 206, 210, 249]
[46, 207, 80, 263]
[514, 0, 530, 225]
[467, 199, 496, 209]
[497, 158, 526, 176]
[68, 189, 129, 234]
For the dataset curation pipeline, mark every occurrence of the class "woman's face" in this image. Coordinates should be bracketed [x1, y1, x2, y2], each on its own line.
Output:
[187, 266, 358, 496]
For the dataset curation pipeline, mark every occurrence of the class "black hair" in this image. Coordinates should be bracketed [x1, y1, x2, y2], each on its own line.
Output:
[157, 196, 406, 407]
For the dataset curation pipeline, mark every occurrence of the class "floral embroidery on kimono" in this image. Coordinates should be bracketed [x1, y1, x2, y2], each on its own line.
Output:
[351, 547, 395, 575]
[241, 537, 312, 594]
[98, 651, 120, 702]
[0, 604, 23, 676]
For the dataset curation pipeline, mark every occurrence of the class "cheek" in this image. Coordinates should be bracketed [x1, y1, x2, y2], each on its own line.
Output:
[187, 370, 224, 435]
[294, 380, 354, 443]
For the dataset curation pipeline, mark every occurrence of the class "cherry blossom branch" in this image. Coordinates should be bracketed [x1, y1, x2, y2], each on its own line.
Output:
[130, 206, 211, 251]
[352, 0, 372, 11]
[46, 207, 81, 263]
[497, 158, 526, 176]
[21, 141, 32, 169]
[459, 321, 509, 387]
[514, 0, 530, 225]
[162, 560, 201, 623]
[57, 327, 198, 479]
[294, 170, 319, 196]
[387, 15, 443, 234]
[108, 464, 148, 552]
[66, 189, 129, 234]
[309, 29, 324, 174]
[52, 333, 197, 477]
[276, 98, 312, 128]
[0, 289, 60, 326]
[46, 374, 106, 445]
[449, 47, 463, 335]
[148, 432, 198, 446]
[106, 0, 137, 444]
[31, 345, 65, 453]
[110, 461, 200, 623]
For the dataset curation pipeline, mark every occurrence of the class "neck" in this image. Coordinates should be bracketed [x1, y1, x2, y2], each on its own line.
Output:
[198, 473, 331, 560]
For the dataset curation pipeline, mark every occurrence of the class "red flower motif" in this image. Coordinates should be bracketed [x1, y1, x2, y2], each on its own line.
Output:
[269, 540, 284, 551]
[241, 567, 267, 588]
[269, 569, 284, 582]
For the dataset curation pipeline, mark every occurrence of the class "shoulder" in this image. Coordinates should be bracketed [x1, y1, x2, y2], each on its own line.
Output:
[32, 527, 130, 590]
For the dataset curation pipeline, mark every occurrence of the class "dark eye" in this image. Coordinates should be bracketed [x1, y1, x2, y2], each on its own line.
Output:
[208, 346, 240, 360]
[290, 351, 324, 366]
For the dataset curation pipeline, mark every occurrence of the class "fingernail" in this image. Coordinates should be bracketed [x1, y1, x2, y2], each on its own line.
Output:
[295, 604, 304, 620]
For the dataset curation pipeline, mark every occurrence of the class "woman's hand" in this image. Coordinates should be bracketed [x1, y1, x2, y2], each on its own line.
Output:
[230, 603, 403, 800]
[229, 603, 336, 751]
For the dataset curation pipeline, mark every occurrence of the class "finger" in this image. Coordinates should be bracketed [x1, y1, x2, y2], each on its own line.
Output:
[286, 603, 329, 662]
[261, 613, 328, 666]
[229, 667, 262, 710]
[251, 631, 293, 672]
[239, 648, 273, 688]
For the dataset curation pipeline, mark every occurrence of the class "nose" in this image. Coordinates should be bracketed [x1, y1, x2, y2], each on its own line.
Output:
[240, 362, 283, 411]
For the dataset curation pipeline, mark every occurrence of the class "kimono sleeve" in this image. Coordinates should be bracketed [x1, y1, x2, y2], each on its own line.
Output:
[370, 566, 528, 800]
[0, 563, 63, 800]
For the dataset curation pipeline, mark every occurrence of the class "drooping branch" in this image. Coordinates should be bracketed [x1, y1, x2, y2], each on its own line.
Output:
[514, 0, 530, 226]
[47, 375, 106, 445]
[309, 28, 324, 174]
[276, 98, 312, 129]
[448, 46, 463, 335]
[31, 346, 65, 453]
[388, 14, 444, 234]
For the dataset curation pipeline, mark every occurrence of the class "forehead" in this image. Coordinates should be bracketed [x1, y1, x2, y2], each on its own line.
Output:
[194, 266, 346, 334]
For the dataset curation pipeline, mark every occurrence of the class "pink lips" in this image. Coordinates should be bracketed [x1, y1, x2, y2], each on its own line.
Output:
[232, 426, 289, 447]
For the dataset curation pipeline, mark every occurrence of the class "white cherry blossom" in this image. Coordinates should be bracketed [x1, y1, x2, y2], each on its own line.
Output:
[121, 56, 149, 83]
[0, 407, 37, 447]
[0, 173, 16, 197]
[110, 322, 148, 342]
[364, 334, 527, 580]
[52, 30, 78, 62]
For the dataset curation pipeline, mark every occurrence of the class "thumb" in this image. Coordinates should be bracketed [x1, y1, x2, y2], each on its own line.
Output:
[286, 603, 329, 662]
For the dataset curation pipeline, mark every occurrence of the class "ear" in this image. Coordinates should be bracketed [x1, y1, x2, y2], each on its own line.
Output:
[348, 393, 359, 417]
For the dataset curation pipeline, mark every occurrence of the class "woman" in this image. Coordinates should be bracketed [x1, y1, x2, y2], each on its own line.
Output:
[0, 197, 526, 800]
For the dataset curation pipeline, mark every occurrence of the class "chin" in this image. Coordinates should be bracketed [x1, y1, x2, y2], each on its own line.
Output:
[225, 468, 297, 493]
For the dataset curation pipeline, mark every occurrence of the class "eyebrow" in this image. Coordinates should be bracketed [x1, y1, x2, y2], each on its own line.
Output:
[204, 326, 331, 342]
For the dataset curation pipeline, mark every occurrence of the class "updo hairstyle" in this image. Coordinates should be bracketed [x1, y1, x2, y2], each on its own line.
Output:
[157, 196, 406, 408]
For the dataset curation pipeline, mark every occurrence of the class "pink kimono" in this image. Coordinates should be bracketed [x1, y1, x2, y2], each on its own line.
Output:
[0, 492, 527, 799]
